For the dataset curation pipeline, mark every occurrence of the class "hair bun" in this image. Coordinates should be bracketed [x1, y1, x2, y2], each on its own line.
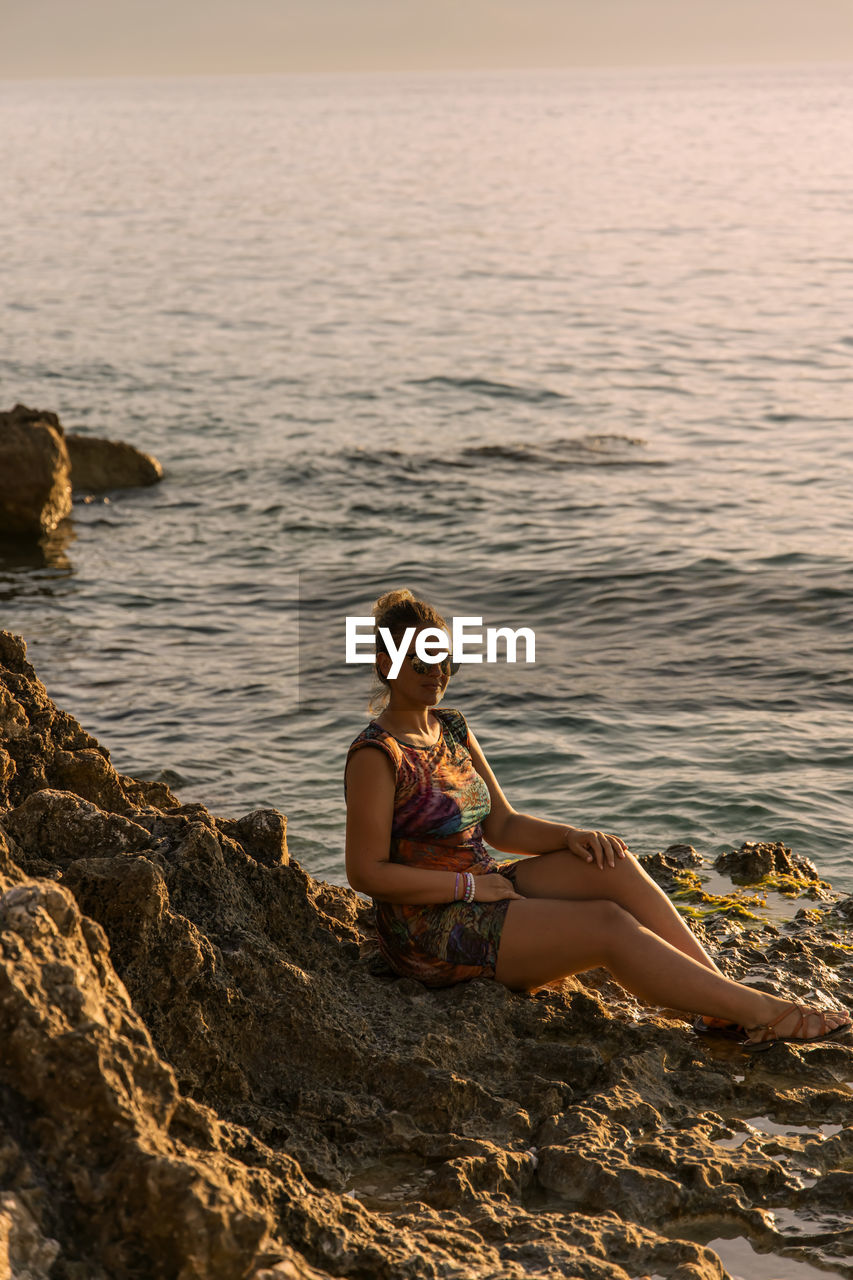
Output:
[371, 588, 416, 620]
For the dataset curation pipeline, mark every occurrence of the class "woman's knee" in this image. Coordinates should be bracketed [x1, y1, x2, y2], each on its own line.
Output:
[611, 849, 649, 882]
[560, 847, 650, 888]
[607, 850, 665, 901]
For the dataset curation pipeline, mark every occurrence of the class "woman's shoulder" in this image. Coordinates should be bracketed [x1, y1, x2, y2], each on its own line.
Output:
[344, 722, 403, 796]
[346, 720, 404, 768]
[435, 705, 470, 749]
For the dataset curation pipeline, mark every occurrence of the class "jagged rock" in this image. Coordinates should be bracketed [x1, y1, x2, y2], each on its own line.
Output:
[66, 433, 163, 492]
[662, 842, 703, 866]
[1, 629, 852, 1280]
[0, 404, 71, 537]
[217, 809, 289, 867]
[0, 1191, 60, 1280]
[714, 839, 821, 885]
[0, 632, 177, 816]
[641, 843, 703, 891]
[0, 878, 275, 1278]
[2, 789, 154, 877]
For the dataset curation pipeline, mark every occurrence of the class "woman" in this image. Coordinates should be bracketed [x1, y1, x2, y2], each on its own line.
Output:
[344, 589, 850, 1047]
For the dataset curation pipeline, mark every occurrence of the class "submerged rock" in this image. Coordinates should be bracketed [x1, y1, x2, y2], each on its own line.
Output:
[1, 628, 852, 1280]
[66, 433, 163, 492]
[0, 403, 71, 537]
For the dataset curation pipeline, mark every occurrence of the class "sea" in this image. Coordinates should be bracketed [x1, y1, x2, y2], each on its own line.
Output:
[2, 64, 852, 892]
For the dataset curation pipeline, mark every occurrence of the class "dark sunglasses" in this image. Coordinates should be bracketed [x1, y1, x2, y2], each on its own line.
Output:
[408, 652, 459, 677]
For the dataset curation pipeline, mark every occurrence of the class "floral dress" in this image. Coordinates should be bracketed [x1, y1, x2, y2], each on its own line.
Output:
[345, 706, 525, 987]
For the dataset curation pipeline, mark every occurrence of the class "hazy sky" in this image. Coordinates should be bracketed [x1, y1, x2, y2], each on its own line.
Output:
[3, 0, 853, 78]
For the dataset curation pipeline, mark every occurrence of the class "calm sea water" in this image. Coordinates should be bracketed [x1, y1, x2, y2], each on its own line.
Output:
[2, 65, 852, 890]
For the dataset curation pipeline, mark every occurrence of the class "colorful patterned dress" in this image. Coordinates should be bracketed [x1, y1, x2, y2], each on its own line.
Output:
[345, 706, 525, 987]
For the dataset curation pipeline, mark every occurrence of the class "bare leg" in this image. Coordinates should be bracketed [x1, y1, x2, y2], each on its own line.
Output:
[510, 850, 722, 975]
[494, 897, 850, 1039]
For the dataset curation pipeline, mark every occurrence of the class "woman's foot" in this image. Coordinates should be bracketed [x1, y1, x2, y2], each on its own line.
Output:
[744, 1002, 851, 1050]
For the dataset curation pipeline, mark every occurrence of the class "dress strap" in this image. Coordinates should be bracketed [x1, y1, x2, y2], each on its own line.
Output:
[437, 706, 469, 751]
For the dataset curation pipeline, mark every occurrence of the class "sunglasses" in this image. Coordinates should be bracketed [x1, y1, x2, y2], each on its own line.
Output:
[407, 652, 459, 677]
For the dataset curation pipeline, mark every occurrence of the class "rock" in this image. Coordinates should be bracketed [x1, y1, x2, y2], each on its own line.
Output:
[3, 788, 155, 871]
[661, 842, 703, 867]
[0, 1192, 60, 1280]
[0, 878, 274, 1279]
[641, 843, 703, 892]
[714, 839, 821, 885]
[66, 433, 163, 491]
[0, 404, 162, 541]
[0, 403, 71, 537]
[217, 809, 289, 867]
[1, 629, 852, 1280]
[0, 631, 176, 816]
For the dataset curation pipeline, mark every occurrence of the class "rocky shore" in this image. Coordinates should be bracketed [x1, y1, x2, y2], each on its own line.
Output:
[1, 631, 852, 1280]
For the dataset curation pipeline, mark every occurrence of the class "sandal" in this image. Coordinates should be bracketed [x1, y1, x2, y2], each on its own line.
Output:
[692, 1015, 746, 1040]
[744, 1002, 851, 1052]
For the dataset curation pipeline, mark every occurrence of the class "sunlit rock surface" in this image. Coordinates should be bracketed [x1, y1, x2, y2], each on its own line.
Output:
[0, 405, 71, 537]
[1, 629, 852, 1280]
[0, 405, 162, 545]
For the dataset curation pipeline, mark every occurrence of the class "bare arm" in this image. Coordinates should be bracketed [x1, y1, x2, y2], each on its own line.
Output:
[345, 745, 521, 903]
[468, 727, 628, 868]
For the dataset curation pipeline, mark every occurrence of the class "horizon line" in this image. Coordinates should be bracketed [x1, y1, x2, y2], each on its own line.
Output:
[3, 56, 853, 85]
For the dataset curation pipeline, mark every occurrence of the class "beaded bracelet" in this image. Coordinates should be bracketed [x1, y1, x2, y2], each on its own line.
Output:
[464, 871, 475, 903]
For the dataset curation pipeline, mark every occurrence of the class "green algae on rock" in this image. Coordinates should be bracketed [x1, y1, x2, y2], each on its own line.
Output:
[714, 840, 831, 896]
[2, 629, 852, 1280]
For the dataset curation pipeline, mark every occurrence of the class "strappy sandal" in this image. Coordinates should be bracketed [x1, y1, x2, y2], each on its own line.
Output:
[692, 1015, 746, 1041]
[744, 1002, 851, 1052]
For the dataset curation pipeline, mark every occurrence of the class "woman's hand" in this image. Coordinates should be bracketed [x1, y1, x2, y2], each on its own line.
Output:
[472, 873, 525, 902]
[565, 826, 628, 870]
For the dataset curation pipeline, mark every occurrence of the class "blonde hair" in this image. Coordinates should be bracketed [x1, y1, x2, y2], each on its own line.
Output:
[367, 588, 449, 716]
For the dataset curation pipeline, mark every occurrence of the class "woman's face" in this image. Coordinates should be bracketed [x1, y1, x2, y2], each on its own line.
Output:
[380, 630, 452, 705]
